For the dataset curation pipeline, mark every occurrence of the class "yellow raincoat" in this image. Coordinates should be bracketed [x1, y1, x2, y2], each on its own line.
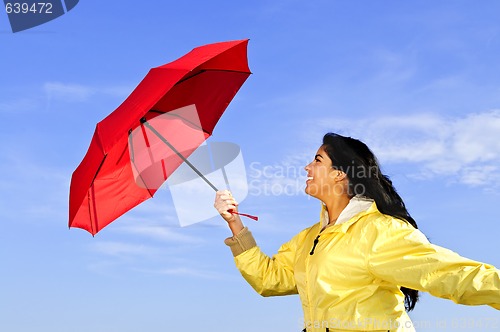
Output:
[225, 198, 500, 332]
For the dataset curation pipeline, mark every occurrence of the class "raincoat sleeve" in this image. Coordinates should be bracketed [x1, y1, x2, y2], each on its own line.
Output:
[367, 217, 500, 310]
[224, 227, 301, 297]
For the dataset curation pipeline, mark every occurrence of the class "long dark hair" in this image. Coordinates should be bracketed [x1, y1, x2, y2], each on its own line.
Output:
[322, 132, 419, 311]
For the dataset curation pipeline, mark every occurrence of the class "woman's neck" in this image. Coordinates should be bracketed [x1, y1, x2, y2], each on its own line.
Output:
[325, 195, 351, 225]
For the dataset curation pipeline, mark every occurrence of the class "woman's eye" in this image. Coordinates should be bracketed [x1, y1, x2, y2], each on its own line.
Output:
[315, 158, 320, 162]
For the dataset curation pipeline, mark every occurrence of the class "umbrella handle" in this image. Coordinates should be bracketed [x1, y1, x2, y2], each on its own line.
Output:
[231, 211, 258, 221]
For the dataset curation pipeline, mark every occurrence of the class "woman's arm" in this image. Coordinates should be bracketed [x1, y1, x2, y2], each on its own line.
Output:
[367, 217, 500, 310]
[230, 230, 299, 296]
[215, 191, 298, 296]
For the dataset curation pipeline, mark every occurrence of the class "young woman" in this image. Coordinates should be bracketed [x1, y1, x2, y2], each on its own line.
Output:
[214, 133, 500, 332]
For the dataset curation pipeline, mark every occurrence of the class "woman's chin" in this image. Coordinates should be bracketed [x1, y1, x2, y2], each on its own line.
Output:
[305, 184, 319, 198]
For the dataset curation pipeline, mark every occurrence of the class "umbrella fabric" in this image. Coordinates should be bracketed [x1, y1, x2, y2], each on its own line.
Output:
[69, 39, 251, 235]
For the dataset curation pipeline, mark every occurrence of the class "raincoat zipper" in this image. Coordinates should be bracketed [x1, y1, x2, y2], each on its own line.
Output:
[305, 232, 320, 328]
[310, 235, 320, 255]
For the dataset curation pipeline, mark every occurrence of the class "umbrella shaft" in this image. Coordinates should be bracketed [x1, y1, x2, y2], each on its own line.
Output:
[141, 119, 219, 192]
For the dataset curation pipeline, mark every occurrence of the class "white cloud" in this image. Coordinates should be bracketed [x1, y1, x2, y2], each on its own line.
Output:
[87, 241, 229, 280]
[90, 241, 160, 257]
[43, 81, 133, 102]
[1, 81, 133, 116]
[368, 48, 418, 85]
[0, 152, 70, 222]
[451, 111, 500, 163]
[112, 223, 205, 244]
[44, 82, 95, 102]
[0, 98, 39, 114]
[151, 267, 229, 280]
[459, 165, 500, 187]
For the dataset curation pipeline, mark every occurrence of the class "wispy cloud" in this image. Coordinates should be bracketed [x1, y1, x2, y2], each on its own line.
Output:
[44, 82, 95, 102]
[144, 266, 230, 280]
[43, 81, 133, 102]
[366, 47, 418, 86]
[89, 241, 161, 257]
[1, 81, 133, 116]
[112, 223, 205, 244]
[0, 152, 70, 222]
[87, 240, 229, 280]
[0, 98, 39, 114]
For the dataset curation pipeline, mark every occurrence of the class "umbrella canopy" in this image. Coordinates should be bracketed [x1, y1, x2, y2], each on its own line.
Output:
[69, 39, 251, 235]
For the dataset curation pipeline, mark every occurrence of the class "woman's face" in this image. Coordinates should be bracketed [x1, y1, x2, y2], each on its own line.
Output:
[304, 145, 342, 201]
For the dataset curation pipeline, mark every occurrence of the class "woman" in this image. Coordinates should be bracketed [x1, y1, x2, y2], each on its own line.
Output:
[214, 133, 500, 332]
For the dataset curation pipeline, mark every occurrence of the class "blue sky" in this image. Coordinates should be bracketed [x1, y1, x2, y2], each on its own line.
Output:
[2, 1, 500, 331]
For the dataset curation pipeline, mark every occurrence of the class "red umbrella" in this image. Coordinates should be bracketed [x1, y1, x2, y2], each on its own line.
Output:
[69, 39, 252, 236]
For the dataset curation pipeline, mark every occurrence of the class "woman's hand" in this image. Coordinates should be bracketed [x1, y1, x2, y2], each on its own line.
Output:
[214, 190, 244, 235]
[214, 190, 239, 223]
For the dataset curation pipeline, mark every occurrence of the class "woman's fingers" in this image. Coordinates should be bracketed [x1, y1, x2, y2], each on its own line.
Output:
[214, 190, 239, 221]
[216, 191, 239, 207]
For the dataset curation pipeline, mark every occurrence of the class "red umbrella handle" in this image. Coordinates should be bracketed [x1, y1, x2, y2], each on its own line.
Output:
[231, 211, 258, 221]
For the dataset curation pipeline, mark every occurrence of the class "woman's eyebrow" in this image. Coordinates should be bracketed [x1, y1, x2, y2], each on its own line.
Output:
[315, 154, 324, 159]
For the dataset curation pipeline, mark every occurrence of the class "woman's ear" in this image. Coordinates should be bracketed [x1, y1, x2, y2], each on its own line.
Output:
[331, 170, 347, 182]
[335, 170, 347, 181]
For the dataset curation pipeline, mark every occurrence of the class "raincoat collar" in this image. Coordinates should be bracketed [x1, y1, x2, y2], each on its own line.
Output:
[320, 196, 375, 233]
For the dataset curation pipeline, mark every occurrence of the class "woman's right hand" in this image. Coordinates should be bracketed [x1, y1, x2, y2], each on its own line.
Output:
[214, 190, 239, 223]
[214, 190, 244, 235]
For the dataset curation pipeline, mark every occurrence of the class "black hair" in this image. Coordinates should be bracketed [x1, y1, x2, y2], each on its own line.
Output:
[322, 132, 419, 311]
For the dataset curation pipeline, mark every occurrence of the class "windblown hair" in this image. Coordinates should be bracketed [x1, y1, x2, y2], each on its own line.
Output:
[322, 132, 419, 312]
